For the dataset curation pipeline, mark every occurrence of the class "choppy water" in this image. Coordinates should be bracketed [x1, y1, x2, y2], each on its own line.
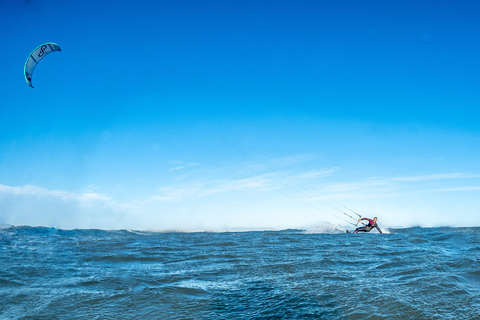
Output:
[1, 226, 479, 319]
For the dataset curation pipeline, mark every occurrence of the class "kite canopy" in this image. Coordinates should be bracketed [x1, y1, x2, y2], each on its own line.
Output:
[24, 42, 61, 88]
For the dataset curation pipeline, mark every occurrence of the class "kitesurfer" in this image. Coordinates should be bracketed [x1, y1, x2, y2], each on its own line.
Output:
[353, 217, 382, 233]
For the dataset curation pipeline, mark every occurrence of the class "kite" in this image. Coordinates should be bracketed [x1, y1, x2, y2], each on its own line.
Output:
[24, 42, 61, 88]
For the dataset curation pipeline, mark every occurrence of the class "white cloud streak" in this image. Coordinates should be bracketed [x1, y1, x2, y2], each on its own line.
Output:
[392, 173, 480, 182]
[144, 174, 277, 203]
[0, 184, 133, 230]
[295, 167, 339, 179]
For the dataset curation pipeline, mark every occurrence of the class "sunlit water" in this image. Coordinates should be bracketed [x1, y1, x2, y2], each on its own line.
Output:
[1, 226, 479, 319]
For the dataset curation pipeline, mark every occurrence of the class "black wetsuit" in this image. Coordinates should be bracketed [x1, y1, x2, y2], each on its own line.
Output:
[354, 218, 382, 233]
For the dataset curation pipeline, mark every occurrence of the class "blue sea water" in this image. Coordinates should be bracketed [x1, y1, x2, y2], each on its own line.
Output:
[1, 226, 479, 319]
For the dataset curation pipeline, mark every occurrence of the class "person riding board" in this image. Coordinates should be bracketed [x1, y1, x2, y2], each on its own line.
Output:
[350, 217, 383, 233]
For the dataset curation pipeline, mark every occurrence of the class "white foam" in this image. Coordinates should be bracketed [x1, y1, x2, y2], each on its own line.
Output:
[302, 221, 348, 234]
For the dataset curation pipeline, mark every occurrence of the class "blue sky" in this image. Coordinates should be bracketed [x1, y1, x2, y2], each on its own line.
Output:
[1, 0, 479, 230]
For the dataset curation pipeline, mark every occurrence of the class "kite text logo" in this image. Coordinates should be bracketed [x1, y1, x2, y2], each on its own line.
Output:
[37, 45, 47, 58]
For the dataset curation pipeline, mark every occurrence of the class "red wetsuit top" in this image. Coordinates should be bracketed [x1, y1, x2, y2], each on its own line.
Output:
[360, 218, 376, 226]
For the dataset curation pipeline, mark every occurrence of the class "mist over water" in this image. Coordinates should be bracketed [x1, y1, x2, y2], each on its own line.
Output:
[1, 226, 479, 319]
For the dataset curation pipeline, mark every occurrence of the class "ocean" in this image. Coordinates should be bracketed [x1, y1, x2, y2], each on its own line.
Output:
[1, 226, 479, 319]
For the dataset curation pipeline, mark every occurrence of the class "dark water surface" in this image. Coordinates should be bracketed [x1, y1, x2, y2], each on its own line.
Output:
[1, 226, 479, 319]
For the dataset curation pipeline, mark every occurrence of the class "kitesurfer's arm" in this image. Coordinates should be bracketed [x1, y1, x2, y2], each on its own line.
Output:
[375, 225, 383, 234]
[359, 218, 373, 225]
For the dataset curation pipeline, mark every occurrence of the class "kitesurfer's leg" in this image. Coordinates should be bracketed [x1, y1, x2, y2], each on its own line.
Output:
[354, 225, 375, 233]
[354, 227, 367, 233]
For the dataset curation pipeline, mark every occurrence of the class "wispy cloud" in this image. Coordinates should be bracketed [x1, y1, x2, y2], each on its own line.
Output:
[0, 184, 132, 229]
[0, 184, 112, 202]
[167, 166, 185, 172]
[392, 173, 480, 182]
[167, 162, 200, 172]
[415, 186, 480, 193]
[322, 178, 393, 194]
[144, 174, 277, 203]
[295, 167, 339, 179]
[270, 153, 317, 167]
[307, 171, 480, 202]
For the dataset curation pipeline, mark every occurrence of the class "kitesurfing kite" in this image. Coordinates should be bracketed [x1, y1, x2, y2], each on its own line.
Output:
[24, 42, 61, 88]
